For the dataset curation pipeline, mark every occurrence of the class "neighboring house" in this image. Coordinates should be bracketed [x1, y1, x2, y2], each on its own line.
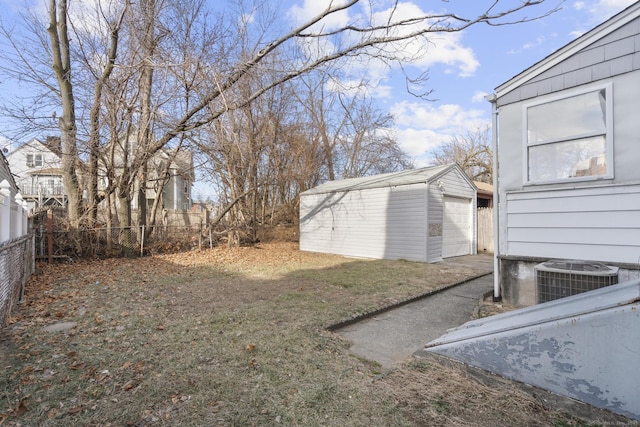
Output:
[5, 137, 66, 212]
[6, 135, 194, 215]
[149, 149, 194, 212]
[105, 134, 194, 214]
[473, 181, 493, 208]
[299, 164, 477, 262]
[488, 3, 640, 306]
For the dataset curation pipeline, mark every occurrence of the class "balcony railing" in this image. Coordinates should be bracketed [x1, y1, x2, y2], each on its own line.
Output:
[18, 185, 66, 197]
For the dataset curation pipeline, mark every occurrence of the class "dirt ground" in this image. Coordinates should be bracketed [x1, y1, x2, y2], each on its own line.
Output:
[0, 242, 635, 426]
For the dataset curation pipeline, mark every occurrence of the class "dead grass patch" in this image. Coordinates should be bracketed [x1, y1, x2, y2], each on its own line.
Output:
[0, 242, 627, 426]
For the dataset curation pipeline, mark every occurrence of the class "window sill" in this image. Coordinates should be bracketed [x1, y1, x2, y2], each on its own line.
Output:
[523, 174, 613, 187]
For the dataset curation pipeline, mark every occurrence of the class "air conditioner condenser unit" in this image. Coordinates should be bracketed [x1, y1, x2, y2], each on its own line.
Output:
[535, 260, 619, 303]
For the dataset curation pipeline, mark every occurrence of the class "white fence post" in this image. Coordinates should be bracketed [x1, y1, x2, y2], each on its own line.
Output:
[20, 197, 28, 236]
[14, 193, 24, 239]
[0, 180, 10, 244]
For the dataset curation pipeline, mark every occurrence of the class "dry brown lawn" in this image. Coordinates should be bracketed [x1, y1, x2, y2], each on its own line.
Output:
[0, 242, 628, 426]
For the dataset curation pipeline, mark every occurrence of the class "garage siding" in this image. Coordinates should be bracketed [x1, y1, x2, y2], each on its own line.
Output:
[299, 164, 477, 262]
[427, 167, 477, 261]
[300, 183, 428, 261]
[442, 196, 473, 258]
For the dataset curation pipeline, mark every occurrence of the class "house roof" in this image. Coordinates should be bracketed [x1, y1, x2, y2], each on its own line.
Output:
[495, 2, 640, 98]
[163, 149, 195, 180]
[28, 168, 62, 176]
[6, 138, 61, 159]
[301, 164, 467, 196]
[473, 181, 493, 196]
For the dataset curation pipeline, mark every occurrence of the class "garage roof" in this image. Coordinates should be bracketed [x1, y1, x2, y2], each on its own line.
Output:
[302, 164, 460, 195]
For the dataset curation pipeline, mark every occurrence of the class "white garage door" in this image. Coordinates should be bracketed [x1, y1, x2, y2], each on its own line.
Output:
[442, 196, 472, 258]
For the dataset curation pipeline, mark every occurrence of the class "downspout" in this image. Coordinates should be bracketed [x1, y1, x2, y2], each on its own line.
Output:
[486, 93, 501, 302]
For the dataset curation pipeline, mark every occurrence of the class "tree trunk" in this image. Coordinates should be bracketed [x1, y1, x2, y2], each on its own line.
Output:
[136, 0, 156, 229]
[47, 0, 83, 224]
[87, 6, 126, 222]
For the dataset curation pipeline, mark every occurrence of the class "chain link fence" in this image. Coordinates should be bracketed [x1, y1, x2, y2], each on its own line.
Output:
[35, 224, 213, 260]
[0, 235, 35, 327]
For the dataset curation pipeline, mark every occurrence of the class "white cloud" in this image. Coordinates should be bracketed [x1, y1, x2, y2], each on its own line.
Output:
[573, 1, 587, 10]
[574, 0, 636, 20]
[472, 91, 489, 104]
[508, 33, 558, 55]
[287, 0, 479, 80]
[390, 100, 489, 164]
[370, 2, 479, 77]
[395, 128, 450, 166]
[566, 0, 635, 40]
[391, 101, 485, 129]
[287, 0, 352, 31]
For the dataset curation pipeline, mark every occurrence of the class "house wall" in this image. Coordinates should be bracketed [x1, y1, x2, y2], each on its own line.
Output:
[299, 183, 429, 262]
[496, 15, 640, 107]
[495, 19, 640, 305]
[427, 167, 477, 262]
[161, 172, 192, 211]
[7, 141, 62, 193]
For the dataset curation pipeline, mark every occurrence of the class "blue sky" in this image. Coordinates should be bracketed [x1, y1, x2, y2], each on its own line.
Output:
[292, 0, 636, 167]
[0, 0, 636, 168]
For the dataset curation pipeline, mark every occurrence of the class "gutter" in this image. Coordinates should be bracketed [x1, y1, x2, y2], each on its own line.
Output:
[486, 93, 501, 301]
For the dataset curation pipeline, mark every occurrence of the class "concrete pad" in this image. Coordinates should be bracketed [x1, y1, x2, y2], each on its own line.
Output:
[337, 274, 494, 368]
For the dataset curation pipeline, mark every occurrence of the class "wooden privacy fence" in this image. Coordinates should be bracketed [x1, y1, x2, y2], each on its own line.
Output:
[477, 207, 494, 254]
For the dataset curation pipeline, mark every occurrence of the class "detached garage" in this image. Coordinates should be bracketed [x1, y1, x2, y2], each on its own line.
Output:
[299, 164, 477, 262]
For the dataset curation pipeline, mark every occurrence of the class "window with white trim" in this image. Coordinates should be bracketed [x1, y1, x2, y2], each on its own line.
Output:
[26, 154, 42, 167]
[524, 83, 613, 184]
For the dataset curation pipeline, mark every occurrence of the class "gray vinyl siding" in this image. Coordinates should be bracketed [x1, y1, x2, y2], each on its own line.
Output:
[427, 167, 477, 262]
[494, 4, 640, 306]
[504, 184, 640, 264]
[384, 184, 428, 261]
[497, 70, 640, 193]
[496, 70, 640, 265]
[427, 184, 443, 262]
[497, 15, 640, 107]
[299, 164, 477, 262]
[299, 183, 428, 261]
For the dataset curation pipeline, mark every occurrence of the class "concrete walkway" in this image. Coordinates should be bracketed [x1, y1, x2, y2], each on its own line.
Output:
[337, 256, 494, 368]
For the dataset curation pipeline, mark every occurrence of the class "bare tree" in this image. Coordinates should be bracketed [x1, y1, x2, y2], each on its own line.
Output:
[335, 94, 413, 178]
[0, 0, 557, 227]
[46, 0, 83, 223]
[430, 125, 492, 183]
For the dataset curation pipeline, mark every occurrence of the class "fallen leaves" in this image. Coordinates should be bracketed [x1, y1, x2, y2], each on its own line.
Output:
[67, 406, 83, 415]
[2, 242, 550, 427]
[121, 380, 137, 391]
[69, 361, 85, 370]
[13, 400, 28, 417]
